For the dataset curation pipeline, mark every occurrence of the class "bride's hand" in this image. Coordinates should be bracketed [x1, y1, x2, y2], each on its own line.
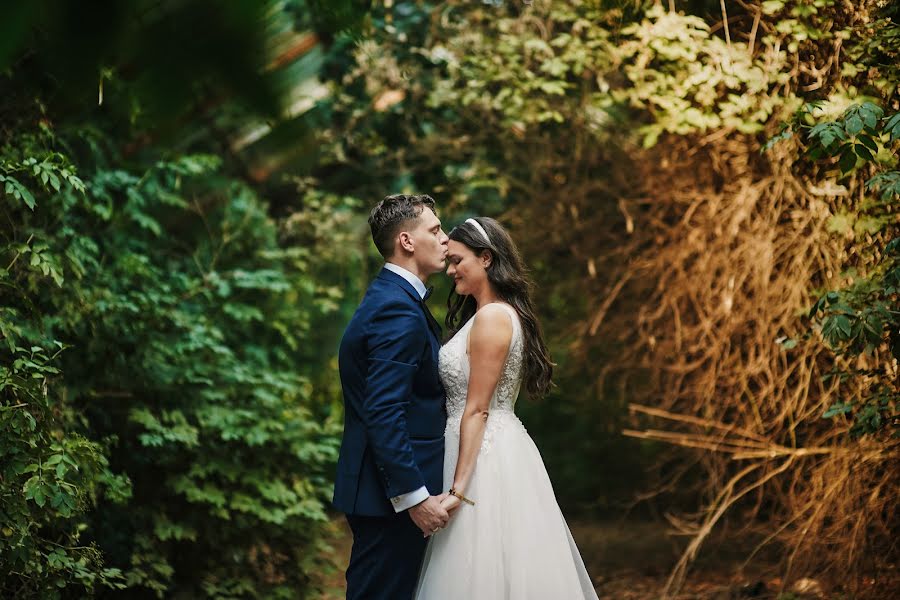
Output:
[440, 494, 462, 515]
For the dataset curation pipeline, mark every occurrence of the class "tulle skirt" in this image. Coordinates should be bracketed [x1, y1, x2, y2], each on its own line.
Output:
[414, 411, 599, 600]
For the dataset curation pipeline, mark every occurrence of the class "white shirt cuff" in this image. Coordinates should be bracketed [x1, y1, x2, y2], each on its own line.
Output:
[389, 486, 429, 513]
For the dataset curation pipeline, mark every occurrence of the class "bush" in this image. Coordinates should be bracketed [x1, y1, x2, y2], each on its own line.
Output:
[1, 117, 354, 599]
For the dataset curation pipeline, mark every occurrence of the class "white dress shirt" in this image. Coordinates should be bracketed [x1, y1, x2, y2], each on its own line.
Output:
[381, 262, 430, 512]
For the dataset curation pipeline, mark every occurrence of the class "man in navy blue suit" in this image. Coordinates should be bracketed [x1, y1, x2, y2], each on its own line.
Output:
[334, 194, 451, 599]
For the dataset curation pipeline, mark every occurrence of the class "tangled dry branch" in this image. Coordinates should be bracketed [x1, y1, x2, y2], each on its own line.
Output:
[592, 131, 899, 596]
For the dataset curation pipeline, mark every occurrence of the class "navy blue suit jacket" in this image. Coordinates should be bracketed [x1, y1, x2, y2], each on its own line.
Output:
[333, 268, 446, 516]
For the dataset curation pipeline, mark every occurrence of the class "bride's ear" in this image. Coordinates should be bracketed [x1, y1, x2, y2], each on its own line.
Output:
[480, 250, 493, 269]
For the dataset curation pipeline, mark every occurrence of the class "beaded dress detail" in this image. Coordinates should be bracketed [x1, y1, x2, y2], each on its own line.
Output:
[440, 303, 526, 457]
[414, 303, 599, 600]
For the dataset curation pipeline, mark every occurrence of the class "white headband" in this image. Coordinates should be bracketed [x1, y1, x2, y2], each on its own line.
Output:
[466, 218, 491, 246]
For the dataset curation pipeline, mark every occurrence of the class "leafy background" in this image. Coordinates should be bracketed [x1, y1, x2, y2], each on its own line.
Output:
[1, 0, 897, 598]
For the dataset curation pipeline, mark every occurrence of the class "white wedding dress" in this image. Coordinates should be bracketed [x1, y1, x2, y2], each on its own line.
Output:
[414, 303, 599, 599]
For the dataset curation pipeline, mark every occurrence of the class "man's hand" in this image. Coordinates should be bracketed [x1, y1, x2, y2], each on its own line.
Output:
[408, 495, 450, 537]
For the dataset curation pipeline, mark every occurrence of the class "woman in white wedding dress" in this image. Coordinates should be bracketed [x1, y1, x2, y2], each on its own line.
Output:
[414, 217, 598, 600]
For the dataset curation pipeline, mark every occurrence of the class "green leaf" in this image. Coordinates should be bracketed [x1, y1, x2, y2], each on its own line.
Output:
[866, 171, 900, 201]
[884, 112, 900, 142]
[844, 115, 864, 135]
[809, 122, 844, 149]
[826, 212, 852, 234]
[858, 102, 882, 129]
[761, 0, 785, 14]
[838, 149, 857, 173]
[808, 295, 826, 318]
[823, 402, 852, 418]
[857, 134, 878, 153]
[835, 315, 852, 337]
[1, 176, 36, 209]
[853, 144, 874, 161]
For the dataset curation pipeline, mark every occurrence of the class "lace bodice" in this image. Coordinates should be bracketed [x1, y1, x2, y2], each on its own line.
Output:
[439, 303, 525, 453]
[419, 304, 600, 600]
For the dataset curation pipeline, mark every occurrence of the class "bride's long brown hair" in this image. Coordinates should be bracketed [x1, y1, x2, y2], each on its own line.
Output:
[445, 217, 553, 399]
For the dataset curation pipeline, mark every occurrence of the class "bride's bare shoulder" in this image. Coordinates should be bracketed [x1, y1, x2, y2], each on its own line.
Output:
[470, 303, 513, 349]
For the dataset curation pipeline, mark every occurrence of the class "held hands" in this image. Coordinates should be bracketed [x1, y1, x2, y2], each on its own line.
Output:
[408, 495, 450, 538]
[439, 493, 462, 515]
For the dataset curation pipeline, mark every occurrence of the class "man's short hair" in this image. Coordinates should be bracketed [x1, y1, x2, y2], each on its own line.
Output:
[368, 194, 436, 259]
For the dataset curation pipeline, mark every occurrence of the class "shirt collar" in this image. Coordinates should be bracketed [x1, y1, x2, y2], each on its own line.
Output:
[383, 263, 428, 299]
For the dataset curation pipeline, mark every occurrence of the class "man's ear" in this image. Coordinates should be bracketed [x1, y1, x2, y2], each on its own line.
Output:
[398, 231, 414, 253]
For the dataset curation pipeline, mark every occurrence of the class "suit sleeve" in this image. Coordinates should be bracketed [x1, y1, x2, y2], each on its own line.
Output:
[357, 300, 428, 501]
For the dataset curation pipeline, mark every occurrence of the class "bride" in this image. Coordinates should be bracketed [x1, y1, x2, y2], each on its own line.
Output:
[414, 217, 598, 599]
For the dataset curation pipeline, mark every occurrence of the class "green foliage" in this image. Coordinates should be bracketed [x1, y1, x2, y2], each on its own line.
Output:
[770, 94, 899, 440]
[315, 0, 675, 514]
[0, 0, 379, 593]
[1, 102, 356, 600]
[422, 1, 615, 130]
[613, 5, 790, 147]
[789, 101, 895, 176]
[412, 2, 789, 148]
[808, 240, 900, 438]
[0, 135, 129, 595]
[781, 98, 899, 441]
[322, 0, 900, 518]
[309, 3, 898, 595]
[1, 341, 130, 596]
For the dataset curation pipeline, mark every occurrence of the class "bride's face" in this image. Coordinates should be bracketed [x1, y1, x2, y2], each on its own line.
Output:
[446, 240, 490, 296]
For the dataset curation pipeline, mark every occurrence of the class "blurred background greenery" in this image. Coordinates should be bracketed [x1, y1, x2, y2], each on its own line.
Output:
[1, 1, 896, 598]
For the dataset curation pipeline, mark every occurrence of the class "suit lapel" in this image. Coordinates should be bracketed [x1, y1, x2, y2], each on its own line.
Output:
[376, 268, 442, 341]
[421, 302, 442, 341]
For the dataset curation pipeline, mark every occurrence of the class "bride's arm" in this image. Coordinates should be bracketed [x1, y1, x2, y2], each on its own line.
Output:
[443, 305, 513, 512]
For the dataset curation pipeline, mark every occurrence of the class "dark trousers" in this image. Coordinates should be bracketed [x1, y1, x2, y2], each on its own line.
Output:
[345, 511, 427, 600]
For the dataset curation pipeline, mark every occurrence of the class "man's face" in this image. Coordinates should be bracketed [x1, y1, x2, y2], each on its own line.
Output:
[408, 208, 449, 275]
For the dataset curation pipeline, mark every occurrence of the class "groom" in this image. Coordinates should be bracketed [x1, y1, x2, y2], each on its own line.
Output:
[333, 194, 451, 599]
